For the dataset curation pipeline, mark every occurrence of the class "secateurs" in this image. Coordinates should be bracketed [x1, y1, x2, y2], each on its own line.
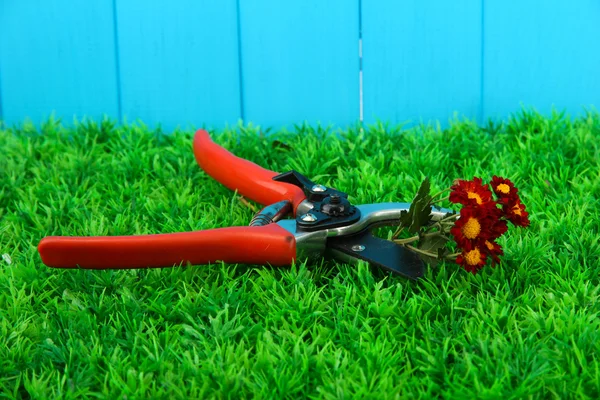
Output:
[38, 129, 452, 280]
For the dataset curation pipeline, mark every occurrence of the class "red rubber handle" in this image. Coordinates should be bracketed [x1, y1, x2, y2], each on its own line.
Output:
[38, 224, 296, 269]
[193, 129, 306, 214]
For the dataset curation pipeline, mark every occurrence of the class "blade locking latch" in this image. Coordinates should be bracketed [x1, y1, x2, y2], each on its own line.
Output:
[273, 170, 361, 232]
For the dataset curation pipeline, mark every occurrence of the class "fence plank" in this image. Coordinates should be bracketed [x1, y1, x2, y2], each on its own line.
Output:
[483, 0, 600, 121]
[239, 0, 359, 130]
[115, 0, 241, 132]
[362, 0, 482, 127]
[0, 1, 119, 126]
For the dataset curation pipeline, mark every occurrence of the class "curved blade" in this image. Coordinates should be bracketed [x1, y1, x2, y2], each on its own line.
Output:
[327, 230, 425, 280]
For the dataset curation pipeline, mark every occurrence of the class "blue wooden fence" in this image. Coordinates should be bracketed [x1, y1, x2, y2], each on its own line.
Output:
[1, 0, 599, 132]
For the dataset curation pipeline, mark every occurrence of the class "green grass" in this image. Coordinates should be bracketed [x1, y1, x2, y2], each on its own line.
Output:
[1, 110, 599, 399]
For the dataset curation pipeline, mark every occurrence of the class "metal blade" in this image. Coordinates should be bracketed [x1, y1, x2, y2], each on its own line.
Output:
[327, 231, 425, 280]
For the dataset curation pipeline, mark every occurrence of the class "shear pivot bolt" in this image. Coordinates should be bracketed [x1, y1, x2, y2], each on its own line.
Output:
[300, 213, 317, 222]
[351, 245, 365, 252]
[311, 184, 327, 192]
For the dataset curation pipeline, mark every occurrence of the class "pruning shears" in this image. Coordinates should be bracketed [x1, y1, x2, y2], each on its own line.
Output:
[38, 129, 451, 280]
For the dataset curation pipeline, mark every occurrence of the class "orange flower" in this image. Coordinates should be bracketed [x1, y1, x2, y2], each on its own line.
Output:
[456, 247, 487, 274]
[449, 177, 493, 208]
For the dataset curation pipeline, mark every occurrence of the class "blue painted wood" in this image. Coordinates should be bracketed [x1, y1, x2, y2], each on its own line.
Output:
[0, 56, 3, 124]
[115, 0, 241, 132]
[0, 1, 119, 126]
[2, 1, 600, 129]
[362, 0, 482, 127]
[238, 0, 360, 130]
[483, 0, 600, 121]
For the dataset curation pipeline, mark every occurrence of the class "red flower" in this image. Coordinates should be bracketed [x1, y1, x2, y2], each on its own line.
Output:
[483, 240, 503, 267]
[450, 177, 494, 208]
[456, 247, 487, 274]
[445, 175, 530, 275]
[450, 205, 497, 250]
[503, 199, 530, 227]
[490, 176, 518, 204]
[489, 219, 508, 240]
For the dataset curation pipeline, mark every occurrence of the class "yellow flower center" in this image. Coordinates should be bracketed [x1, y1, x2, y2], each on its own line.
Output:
[512, 204, 522, 216]
[496, 183, 510, 194]
[485, 240, 494, 250]
[467, 191, 482, 204]
[462, 217, 481, 239]
[464, 248, 482, 266]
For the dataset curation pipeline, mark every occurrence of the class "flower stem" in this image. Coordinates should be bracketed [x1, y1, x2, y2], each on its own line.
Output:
[430, 187, 451, 202]
[421, 232, 446, 239]
[405, 245, 439, 258]
[439, 222, 457, 230]
[432, 195, 450, 204]
[438, 213, 460, 223]
[391, 225, 405, 239]
[393, 236, 419, 245]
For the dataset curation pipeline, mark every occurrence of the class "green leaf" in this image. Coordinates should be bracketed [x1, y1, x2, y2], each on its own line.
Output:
[399, 209, 411, 228]
[399, 177, 434, 233]
[415, 176, 431, 204]
[417, 233, 450, 266]
[437, 247, 449, 259]
[437, 211, 458, 235]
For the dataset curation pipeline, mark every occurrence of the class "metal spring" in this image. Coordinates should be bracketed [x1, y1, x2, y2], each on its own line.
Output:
[249, 200, 292, 226]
